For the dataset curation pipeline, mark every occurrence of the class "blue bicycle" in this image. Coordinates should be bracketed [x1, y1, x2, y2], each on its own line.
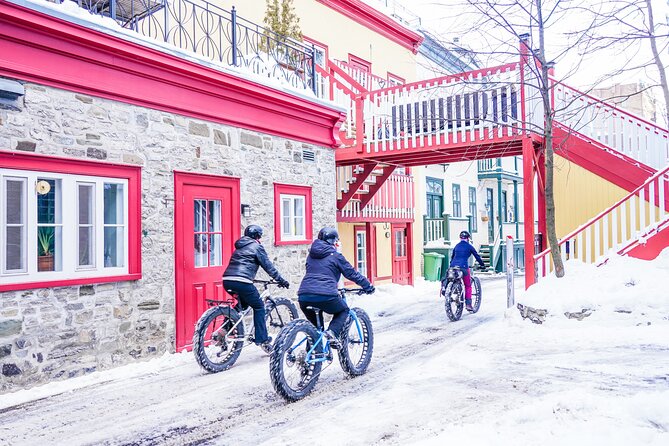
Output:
[269, 288, 374, 402]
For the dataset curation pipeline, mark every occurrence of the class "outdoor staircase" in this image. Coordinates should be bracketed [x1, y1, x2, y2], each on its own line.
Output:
[479, 244, 492, 269]
[319, 44, 669, 275]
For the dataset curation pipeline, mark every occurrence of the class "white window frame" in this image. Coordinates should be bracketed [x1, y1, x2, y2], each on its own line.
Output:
[0, 168, 129, 286]
[279, 193, 306, 241]
[355, 228, 367, 278]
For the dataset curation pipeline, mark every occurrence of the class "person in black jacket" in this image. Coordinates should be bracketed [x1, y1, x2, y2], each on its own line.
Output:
[222, 224, 290, 352]
[297, 227, 375, 346]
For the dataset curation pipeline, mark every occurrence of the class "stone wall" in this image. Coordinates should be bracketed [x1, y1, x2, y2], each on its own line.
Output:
[0, 80, 336, 393]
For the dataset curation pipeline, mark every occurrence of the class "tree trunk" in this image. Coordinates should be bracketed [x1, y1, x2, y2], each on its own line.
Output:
[645, 0, 669, 126]
[536, 0, 565, 277]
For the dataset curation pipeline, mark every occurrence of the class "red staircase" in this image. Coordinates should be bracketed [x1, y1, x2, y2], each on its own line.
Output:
[319, 45, 669, 284]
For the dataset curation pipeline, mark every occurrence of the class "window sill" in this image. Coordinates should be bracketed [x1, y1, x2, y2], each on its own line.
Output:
[275, 239, 312, 246]
[0, 273, 142, 293]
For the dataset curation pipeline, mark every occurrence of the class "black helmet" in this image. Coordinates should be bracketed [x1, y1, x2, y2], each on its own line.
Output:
[459, 230, 471, 240]
[244, 224, 263, 240]
[317, 227, 339, 245]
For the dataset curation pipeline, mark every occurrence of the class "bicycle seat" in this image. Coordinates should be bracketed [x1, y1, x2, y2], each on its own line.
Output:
[305, 306, 319, 312]
[225, 289, 239, 297]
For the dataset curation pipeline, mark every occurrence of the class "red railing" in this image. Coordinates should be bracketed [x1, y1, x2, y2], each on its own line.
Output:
[338, 171, 414, 221]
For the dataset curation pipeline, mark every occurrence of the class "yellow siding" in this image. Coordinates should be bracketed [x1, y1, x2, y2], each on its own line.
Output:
[213, 0, 417, 82]
[375, 223, 393, 279]
[554, 155, 628, 238]
[337, 222, 356, 264]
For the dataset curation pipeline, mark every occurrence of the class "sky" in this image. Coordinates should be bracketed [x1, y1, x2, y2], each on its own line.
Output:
[392, 0, 669, 93]
[1, 248, 668, 445]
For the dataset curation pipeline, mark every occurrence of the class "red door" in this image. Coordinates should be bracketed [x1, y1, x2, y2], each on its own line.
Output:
[174, 172, 240, 351]
[391, 224, 410, 285]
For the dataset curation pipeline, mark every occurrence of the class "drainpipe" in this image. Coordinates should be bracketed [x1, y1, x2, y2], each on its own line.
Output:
[496, 174, 503, 272]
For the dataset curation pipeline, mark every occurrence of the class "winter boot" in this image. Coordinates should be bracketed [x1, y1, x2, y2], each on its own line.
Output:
[465, 299, 474, 312]
[258, 337, 273, 354]
[325, 329, 341, 349]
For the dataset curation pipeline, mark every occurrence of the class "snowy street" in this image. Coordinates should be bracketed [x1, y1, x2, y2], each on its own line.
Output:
[1, 254, 669, 446]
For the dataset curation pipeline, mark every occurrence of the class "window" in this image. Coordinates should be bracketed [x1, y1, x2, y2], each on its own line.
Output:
[194, 199, 223, 268]
[387, 73, 405, 87]
[348, 54, 371, 72]
[452, 184, 461, 218]
[426, 177, 443, 219]
[303, 37, 328, 100]
[355, 227, 367, 278]
[502, 191, 508, 223]
[0, 152, 141, 291]
[274, 183, 313, 245]
[468, 187, 478, 232]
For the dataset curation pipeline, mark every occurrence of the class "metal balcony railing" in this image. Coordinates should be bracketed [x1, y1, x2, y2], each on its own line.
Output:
[66, 0, 317, 93]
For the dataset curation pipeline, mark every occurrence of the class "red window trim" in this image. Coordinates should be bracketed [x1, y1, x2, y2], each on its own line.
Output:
[353, 224, 366, 274]
[274, 183, 313, 246]
[0, 150, 142, 292]
[348, 54, 372, 72]
[387, 72, 405, 85]
[303, 36, 329, 68]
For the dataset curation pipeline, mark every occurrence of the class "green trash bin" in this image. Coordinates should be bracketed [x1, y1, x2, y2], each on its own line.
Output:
[422, 252, 445, 281]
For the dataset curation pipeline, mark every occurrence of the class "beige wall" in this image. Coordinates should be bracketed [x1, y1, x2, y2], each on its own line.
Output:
[215, 0, 418, 82]
[554, 155, 628, 238]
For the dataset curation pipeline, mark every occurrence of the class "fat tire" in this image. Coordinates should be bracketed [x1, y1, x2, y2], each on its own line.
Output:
[265, 297, 299, 341]
[269, 319, 323, 402]
[193, 306, 244, 373]
[471, 277, 482, 313]
[338, 308, 374, 377]
[443, 281, 464, 322]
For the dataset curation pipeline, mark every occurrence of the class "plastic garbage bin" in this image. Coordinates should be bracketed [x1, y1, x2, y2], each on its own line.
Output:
[422, 252, 445, 281]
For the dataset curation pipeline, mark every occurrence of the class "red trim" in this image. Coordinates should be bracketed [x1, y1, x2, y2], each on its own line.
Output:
[0, 274, 141, 293]
[0, 1, 346, 148]
[374, 275, 393, 281]
[0, 150, 142, 292]
[337, 215, 413, 223]
[623, 221, 669, 261]
[317, 0, 423, 53]
[366, 222, 377, 283]
[353, 225, 367, 278]
[522, 139, 537, 289]
[387, 72, 405, 86]
[348, 54, 372, 72]
[303, 36, 329, 68]
[273, 183, 314, 246]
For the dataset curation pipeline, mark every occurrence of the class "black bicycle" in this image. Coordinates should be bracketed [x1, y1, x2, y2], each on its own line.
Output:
[441, 266, 482, 321]
[193, 279, 298, 373]
[269, 288, 374, 402]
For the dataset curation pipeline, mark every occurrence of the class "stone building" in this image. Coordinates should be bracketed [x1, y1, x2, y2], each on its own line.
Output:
[0, 0, 343, 392]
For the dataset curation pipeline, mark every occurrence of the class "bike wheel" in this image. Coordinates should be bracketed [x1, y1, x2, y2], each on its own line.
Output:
[443, 281, 464, 321]
[471, 277, 482, 313]
[269, 319, 323, 402]
[338, 308, 374, 377]
[193, 306, 245, 373]
[265, 297, 299, 340]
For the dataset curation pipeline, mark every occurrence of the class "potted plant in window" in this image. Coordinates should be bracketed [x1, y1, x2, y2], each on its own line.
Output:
[37, 227, 54, 272]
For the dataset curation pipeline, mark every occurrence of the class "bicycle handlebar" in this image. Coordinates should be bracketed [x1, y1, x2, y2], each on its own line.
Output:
[339, 288, 366, 295]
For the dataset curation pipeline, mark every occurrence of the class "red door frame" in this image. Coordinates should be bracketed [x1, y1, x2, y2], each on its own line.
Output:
[174, 171, 240, 351]
[391, 222, 413, 285]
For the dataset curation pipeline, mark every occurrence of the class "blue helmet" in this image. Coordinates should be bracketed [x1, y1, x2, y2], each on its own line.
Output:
[459, 230, 471, 240]
[244, 224, 263, 240]
[317, 227, 339, 245]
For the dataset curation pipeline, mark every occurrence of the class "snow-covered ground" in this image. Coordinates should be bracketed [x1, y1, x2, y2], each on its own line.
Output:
[1, 252, 668, 445]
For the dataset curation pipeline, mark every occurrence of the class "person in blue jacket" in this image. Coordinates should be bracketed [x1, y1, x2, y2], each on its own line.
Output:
[297, 227, 375, 346]
[448, 230, 485, 311]
[222, 225, 290, 352]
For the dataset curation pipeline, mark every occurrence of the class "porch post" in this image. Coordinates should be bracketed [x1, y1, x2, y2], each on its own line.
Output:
[522, 138, 536, 289]
[365, 222, 375, 283]
[406, 222, 414, 286]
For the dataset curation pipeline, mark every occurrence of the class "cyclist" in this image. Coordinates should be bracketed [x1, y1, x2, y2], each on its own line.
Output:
[448, 230, 485, 312]
[297, 227, 375, 347]
[222, 225, 290, 353]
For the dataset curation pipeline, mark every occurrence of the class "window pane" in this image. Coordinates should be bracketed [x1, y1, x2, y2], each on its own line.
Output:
[78, 184, 94, 225]
[282, 198, 291, 236]
[193, 200, 206, 232]
[208, 200, 221, 232]
[37, 179, 57, 224]
[79, 227, 93, 267]
[194, 234, 207, 267]
[6, 226, 24, 271]
[6, 179, 24, 225]
[37, 226, 57, 272]
[104, 227, 124, 267]
[294, 217, 304, 236]
[209, 234, 222, 266]
[294, 198, 304, 218]
[104, 183, 124, 225]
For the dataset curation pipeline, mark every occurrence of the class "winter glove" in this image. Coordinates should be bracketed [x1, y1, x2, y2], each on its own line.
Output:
[277, 278, 290, 289]
[363, 285, 375, 295]
[478, 262, 485, 269]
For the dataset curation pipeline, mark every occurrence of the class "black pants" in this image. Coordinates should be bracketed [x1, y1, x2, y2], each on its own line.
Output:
[298, 294, 350, 337]
[223, 280, 268, 344]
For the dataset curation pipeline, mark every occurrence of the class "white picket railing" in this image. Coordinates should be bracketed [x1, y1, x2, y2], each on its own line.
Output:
[553, 81, 669, 170]
[534, 165, 669, 279]
[316, 66, 357, 143]
[360, 63, 522, 154]
[333, 60, 392, 92]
